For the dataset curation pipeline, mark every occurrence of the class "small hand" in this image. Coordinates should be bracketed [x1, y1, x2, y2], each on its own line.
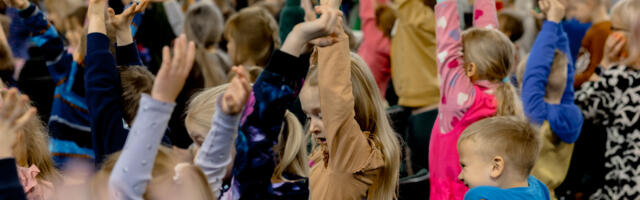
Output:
[0, 88, 37, 158]
[221, 66, 252, 115]
[600, 32, 627, 69]
[2, 0, 28, 9]
[281, 6, 343, 56]
[108, 0, 150, 31]
[540, 0, 565, 23]
[151, 35, 196, 103]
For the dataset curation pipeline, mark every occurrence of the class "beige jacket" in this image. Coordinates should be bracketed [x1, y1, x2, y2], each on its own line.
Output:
[390, 0, 440, 108]
[310, 32, 385, 200]
[531, 122, 574, 200]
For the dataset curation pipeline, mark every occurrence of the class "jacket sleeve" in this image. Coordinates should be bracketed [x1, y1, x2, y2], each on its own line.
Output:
[522, 21, 583, 143]
[109, 94, 175, 200]
[84, 33, 129, 165]
[116, 42, 144, 66]
[434, 0, 475, 133]
[231, 50, 309, 199]
[575, 66, 620, 126]
[194, 101, 241, 198]
[0, 158, 27, 200]
[18, 3, 69, 82]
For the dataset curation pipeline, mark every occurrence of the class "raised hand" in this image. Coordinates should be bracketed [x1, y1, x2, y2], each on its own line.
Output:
[221, 66, 252, 115]
[108, 0, 150, 32]
[281, 5, 343, 56]
[2, 0, 28, 9]
[151, 35, 196, 103]
[88, 0, 109, 34]
[0, 88, 37, 159]
[539, 0, 565, 23]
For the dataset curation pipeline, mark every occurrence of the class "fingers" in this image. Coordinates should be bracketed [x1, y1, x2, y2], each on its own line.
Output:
[0, 88, 18, 119]
[135, 0, 150, 13]
[172, 35, 186, 72]
[7, 95, 28, 122]
[183, 41, 196, 75]
[13, 108, 36, 129]
[107, 8, 116, 19]
[161, 46, 171, 70]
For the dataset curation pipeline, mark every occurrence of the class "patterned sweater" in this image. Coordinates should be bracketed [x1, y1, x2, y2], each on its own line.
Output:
[576, 65, 640, 200]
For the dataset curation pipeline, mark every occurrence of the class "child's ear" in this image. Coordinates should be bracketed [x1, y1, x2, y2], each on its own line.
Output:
[465, 62, 478, 78]
[490, 156, 504, 179]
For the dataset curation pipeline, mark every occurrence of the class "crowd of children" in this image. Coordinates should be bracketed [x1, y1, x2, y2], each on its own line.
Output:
[0, 0, 638, 199]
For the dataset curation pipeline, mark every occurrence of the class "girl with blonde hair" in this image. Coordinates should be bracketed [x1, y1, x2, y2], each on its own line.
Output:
[300, 4, 401, 198]
[429, 0, 523, 199]
[575, 0, 640, 198]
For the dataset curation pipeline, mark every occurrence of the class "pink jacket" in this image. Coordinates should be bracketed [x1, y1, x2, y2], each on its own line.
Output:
[429, 0, 499, 199]
[357, 0, 392, 95]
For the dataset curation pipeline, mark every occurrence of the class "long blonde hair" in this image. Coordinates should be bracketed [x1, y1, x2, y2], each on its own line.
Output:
[224, 7, 280, 67]
[185, 85, 309, 180]
[307, 52, 401, 200]
[462, 28, 524, 117]
[2, 89, 61, 184]
[91, 147, 214, 200]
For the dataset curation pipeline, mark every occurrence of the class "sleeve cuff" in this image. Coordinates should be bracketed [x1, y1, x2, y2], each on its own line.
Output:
[140, 94, 176, 114]
[264, 50, 309, 79]
[116, 42, 143, 66]
[542, 21, 561, 34]
[0, 158, 21, 186]
[87, 33, 112, 53]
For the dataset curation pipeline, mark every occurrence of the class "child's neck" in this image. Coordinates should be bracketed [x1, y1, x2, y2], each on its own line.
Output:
[497, 171, 529, 189]
[590, 6, 610, 24]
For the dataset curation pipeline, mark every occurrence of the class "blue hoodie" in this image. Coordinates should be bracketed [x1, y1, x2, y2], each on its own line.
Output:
[521, 21, 584, 143]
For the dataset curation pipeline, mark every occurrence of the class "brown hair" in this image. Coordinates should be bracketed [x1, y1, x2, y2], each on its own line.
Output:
[185, 1, 229, 88]
[91, 146, 214, 200]
[498, 10, 524, 42]
[306, 52, 401, 200]
[462, 28, 523, 117]
[458, 116, 541, 178]
[2, 90, 61, 184]
[118, 66, 155, 125]
[375, 4, 396, 38]
[224, 7, 280, 67]
[516, 50, 568, 101]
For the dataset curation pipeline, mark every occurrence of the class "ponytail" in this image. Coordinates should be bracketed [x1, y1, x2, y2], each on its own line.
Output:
[495, 81, 524, 118]
[194, 45, 228, 88]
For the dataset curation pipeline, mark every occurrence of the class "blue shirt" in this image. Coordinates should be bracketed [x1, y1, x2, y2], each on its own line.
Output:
[464, 176, 550, 200]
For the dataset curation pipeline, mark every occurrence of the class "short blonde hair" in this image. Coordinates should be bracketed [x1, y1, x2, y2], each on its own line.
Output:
[224, 7, 280, 67]
[458, 116, 541, 178]
[118, 66, 155, 125]
[462, 27, 523, 117]
[610, 0, 640, 66]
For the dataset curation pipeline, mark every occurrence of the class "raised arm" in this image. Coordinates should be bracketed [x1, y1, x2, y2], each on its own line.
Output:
[85, 0, 149, 165]
[6, 0, 67, 80]
[109, 35, 195, 199]
[230, 7, 340, 198]
[194, 67, 250, 197]
[435, 0, 475, 132]
[471, 0, 498, 28]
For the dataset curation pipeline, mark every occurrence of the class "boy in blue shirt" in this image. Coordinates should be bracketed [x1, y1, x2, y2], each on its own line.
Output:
[457, 116, 549, 200]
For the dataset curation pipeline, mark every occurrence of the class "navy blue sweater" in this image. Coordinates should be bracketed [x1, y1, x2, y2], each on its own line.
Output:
[522, 21, 584, 143]
[0, 158, 26, 200]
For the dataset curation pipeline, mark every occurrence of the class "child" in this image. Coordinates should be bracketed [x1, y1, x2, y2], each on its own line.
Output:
[5, 0, 95, 166]
[575, 0, 640, 198]
[391, 0, 439, 113]
[184, 1, 231, 87]
[84, 0, 159, 165]
[298, 4, 401, 199]
[224, 6, 280, 69]
[569, 0, 611, 88]
[228, 6, 345, 199]
[0, 87, 38, 200]
[430, 0, 523, 199]
[457, 116, 548, 199]
[520, 0, 584, 197]
[105, 28, 212, 199]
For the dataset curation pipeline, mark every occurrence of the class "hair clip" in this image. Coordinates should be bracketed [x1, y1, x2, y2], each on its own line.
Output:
[502, 77, 510, 83]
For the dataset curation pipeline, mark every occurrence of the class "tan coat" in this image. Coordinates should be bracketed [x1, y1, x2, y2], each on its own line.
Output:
[310, 32, 385, 200]
[531, 121, 574, 200]
[390, 0, 440, 108]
